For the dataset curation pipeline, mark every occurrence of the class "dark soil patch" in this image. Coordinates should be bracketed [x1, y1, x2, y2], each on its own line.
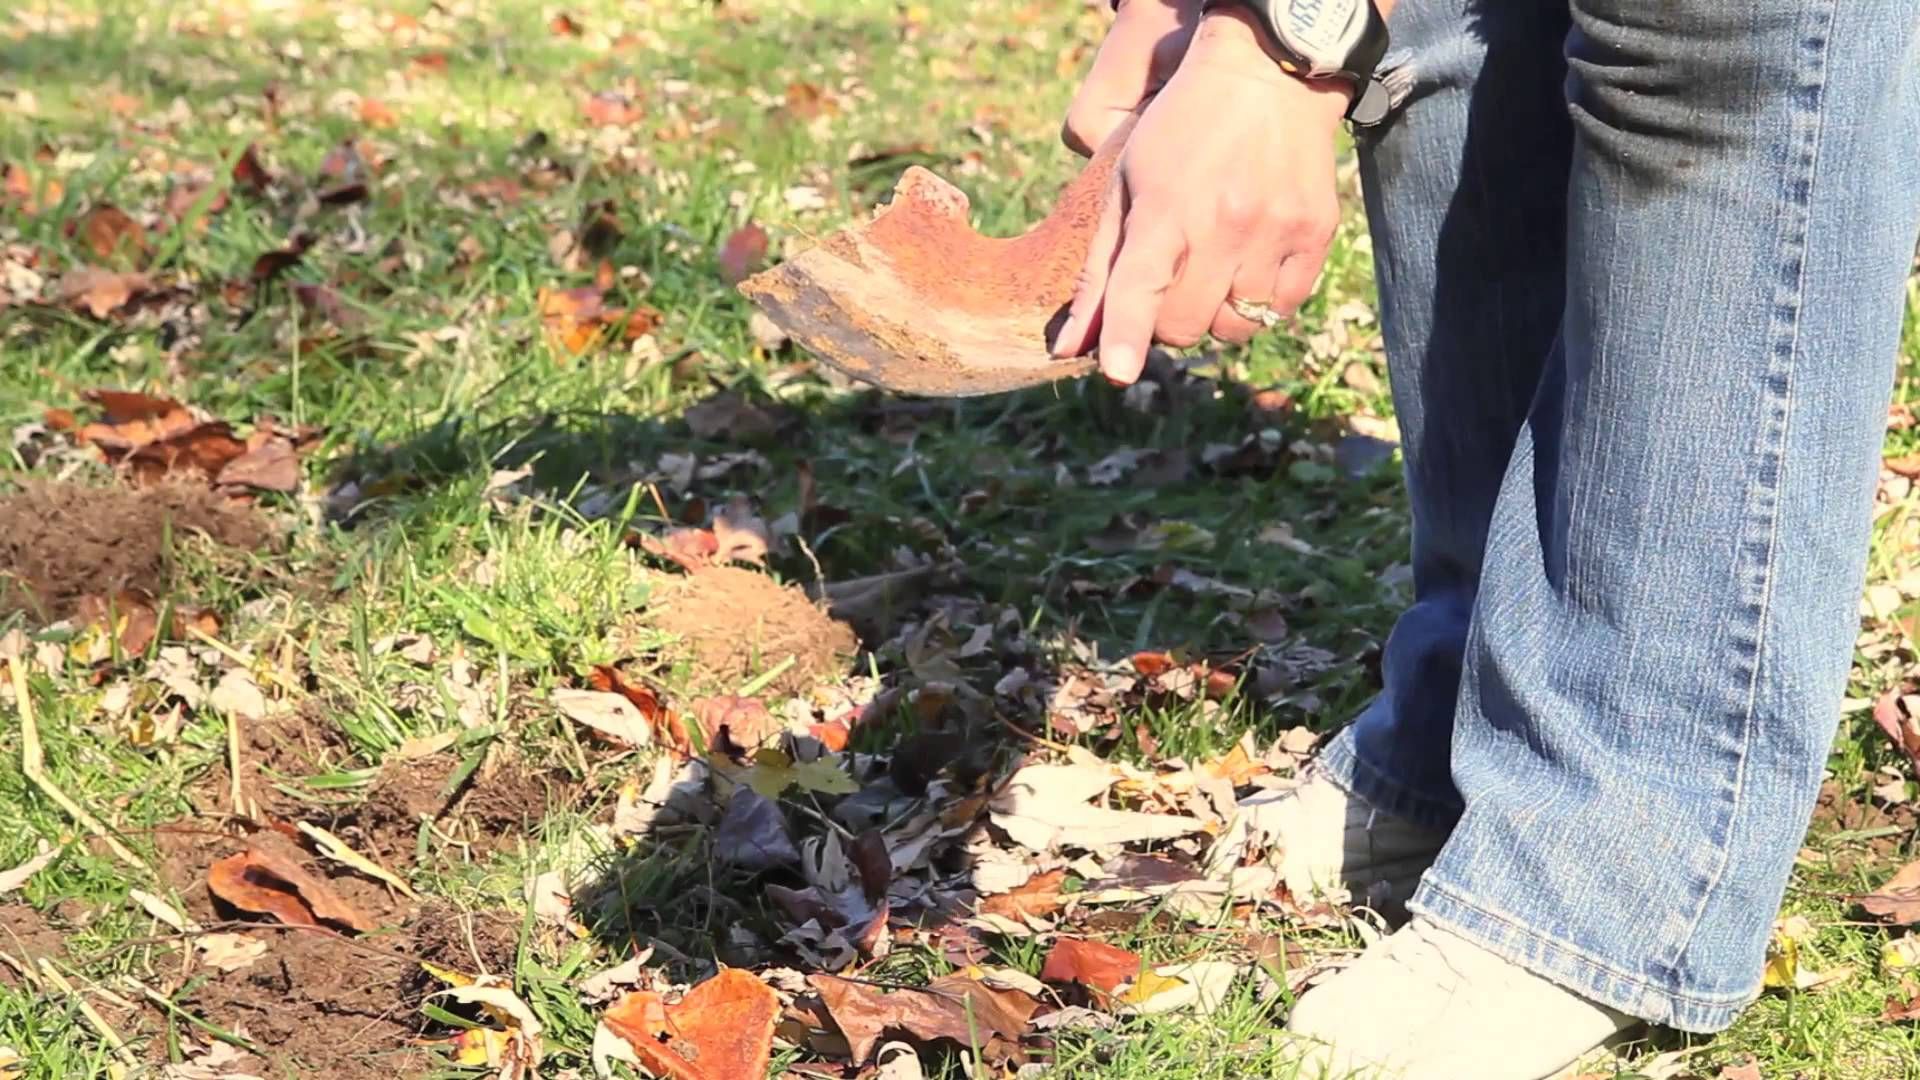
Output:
[172, 921, 432, 1080]
[406, 901, 521, 991]
[0, 480, 268, 623]
[0, 903, 66, 990]
[1810, 780, 1920, 875]
[185, 704, 357, 825]
[648, 565, 857, 695]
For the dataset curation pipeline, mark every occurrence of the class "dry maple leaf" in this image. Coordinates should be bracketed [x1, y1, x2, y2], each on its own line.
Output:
[1857, 859, 1920, 924]
[207, 847, 376, 932]
[809, 973, 1038, 1066]
[1039, 937, 1143, 994]
[717, 223, 768, 285]
[604, 968, 779, 1080]
[687, 695, 781, 756]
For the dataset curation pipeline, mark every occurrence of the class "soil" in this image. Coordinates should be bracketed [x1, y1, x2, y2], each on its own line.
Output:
[0, 479, 268, 623]
[647, 565, 858, 695]
[1810, 780, 1920, 874]
[406, 901, 521, 986]
[0, 903, 66, 989]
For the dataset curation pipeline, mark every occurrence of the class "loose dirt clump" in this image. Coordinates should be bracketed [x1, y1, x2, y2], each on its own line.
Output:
[407, 901, 521, 988]
[0, 479, 268, 623]
[647, 566, 857, 695]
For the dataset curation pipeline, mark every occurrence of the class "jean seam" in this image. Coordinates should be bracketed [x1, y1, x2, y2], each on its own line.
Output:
[1660, 0, 1836, 982]
[1414, 878, 1759, 1017]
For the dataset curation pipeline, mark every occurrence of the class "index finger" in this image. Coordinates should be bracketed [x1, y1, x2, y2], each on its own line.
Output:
[1095, 208, 1185, 384]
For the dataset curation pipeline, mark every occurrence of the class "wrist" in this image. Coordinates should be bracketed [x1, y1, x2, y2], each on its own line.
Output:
[1190, 8, 1355, 123]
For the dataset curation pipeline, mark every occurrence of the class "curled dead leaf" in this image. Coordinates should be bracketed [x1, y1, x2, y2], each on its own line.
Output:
[1039, 937, 1143, 995]
[206, 846, 375, 932]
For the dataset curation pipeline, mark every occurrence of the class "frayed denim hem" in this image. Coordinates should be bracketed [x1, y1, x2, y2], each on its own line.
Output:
[1411, 877, 1760, 1034]
[1316, 726, 1464, 832]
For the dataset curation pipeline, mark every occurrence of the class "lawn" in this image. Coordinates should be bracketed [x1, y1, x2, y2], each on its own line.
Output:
[2, 2, 1919, 1078]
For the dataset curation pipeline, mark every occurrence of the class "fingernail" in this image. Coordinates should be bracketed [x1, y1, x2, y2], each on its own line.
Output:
[1101, 344, 1137, 383]
[1050, 317, 1079, 357]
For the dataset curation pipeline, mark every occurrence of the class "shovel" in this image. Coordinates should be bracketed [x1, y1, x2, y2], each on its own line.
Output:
[737, 122, 1133, 398]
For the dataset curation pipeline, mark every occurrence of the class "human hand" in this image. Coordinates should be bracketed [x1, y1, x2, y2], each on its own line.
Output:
[1061, 0, 1201, 158]
[1050, 8, 1350, 385]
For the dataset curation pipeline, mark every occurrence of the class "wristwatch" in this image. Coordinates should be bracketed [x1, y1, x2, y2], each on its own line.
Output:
[1196, 0, 1392, 126]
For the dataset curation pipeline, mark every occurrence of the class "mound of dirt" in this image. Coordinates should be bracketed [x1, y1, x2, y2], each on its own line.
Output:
[647, 566, 857, 696]
[0, 904, 66, 990]
[0, 480, 267, 623]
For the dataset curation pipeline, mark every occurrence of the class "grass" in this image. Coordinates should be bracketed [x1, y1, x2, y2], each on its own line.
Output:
[2, 1, 1919, 1078]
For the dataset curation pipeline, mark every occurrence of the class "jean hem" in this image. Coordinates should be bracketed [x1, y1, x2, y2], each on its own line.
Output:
[1316, 727, 1464, 831]
[1411, 878, 1757, 1033]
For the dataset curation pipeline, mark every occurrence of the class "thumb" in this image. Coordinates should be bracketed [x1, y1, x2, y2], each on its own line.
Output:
[1051, 170, 1127, 358]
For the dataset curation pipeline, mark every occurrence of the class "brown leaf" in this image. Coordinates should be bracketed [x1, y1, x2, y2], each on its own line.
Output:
[809, 973, 1036, 1066]
[206, 847, 375, 932]
[250, 233, 314, 285]
[549, 12, 584, 35]
[980, 868, 1068, 921]
[685, 392, 778, 442]
[636, 527, 720, 572]
[1716, 1061, 1763, 1080]
[71, 204, 149, 265]
[1884, 984, 1920, 1022]
[604, 968, 780, 1080]
[1874, 689, 1920, 774]
[588, 665, 673, 744]
[3, 162, 63, 213]
[1039, 937, 1143, 994]
[357, 98, 397, 128]
[83, 389, 182, 425]
[687, 695, 780, 756]
[56, 267, 152, 319]
[1887, 454, 1920, 480]
[717, 223, 768, 285]
[583, 91, 644, 126]
[1857, 859, 1920, 924]
[75, 591, 160, 656]
[164, 181, 229, 225]
[218, 436, 300, 492]
[711, 498, 770, 565]
[230, 143, 272, 194]
[783, 81, 837, 120]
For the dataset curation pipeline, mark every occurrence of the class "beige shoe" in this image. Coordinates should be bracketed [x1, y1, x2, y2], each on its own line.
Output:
[1210, 767, 1450, 921]
[1285, 917, 1641, 1080]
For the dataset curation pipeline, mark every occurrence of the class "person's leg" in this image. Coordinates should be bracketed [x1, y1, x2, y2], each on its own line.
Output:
[1296, 0, 1920, 1071]
[1313, 0, 1576, 830]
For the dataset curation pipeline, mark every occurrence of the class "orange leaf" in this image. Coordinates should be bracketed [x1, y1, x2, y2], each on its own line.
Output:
[75, 591, 160, 656]
[206, 846, 376, 932]
[357, 98, 397, 127]
[980, 868, 1068, 920]
[1039, 937, 1143, 994]
[537, 285, 609, 356]
[230, 143, 272, 194]
[55, 267, 152, 319]
[582, 91, 644, 126]
[604, 968, 779, 1080]
[1130, 651, 1176, 677]
[550, 12, 584, 35]
[808, 720, 851, 753]
[1857, 859, 1920, 925]
[809, 972, 1038, 1066]
[81, 389, 183, 425]
[218, 437, 301, 492]
[587, 665, 679, 747]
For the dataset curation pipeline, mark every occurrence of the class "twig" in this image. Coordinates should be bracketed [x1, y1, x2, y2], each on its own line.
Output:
[37, 958, 139, 1070]
[8, 660, 146, 869]
[228, 707, 245, 816]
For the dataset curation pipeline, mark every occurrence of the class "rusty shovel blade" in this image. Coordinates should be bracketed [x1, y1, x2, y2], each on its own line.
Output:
[737, 124, 1131, 398]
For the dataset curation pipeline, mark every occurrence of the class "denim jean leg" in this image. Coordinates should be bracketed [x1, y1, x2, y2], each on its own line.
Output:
[1411, 0, 1920, 1033]
[1317, 0, 1575, 830]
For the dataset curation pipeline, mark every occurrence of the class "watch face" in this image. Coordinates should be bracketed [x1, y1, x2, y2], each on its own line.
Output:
[1269, 0, 1367, 68]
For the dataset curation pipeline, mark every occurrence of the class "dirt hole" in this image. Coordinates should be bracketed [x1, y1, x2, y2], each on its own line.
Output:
[0, 480, 267, 623]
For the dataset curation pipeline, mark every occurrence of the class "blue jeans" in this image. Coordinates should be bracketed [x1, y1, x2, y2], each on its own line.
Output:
[1317, 0, 1920, 1033]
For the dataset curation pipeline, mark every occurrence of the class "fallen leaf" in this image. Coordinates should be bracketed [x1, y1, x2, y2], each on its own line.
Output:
[687, 695, 781, 755]
[1040, 937, 1142, 995]
[297, 822, 417, 898]
[1874, 689, 1920, 774]
[217, 436, 301, 492]
[70, 204, 148, 265]
[1716, 1061, 1763, 1080]
[809, 972, 1037, 1066]
[1857, 859, 1920, 924]
[159, 1041, 267, 1080]
[249, 233, 313, 285]
[744, 747, 858, 798]
[537, 285, 609, 355]
[206, 846, 376, 932]
[1116, 960, 1242, 1016]
[231, 144, 272, 194]
[580, 947, 655, 1004]
[553, 687, 655, 748]
[684, 392, 779, 442]
[604, 968, 780, 1080]
[74, 590, 160, 656]
[717, 223, 768, 285]
[980, 869, 1069, 921]
[713, 788, 799, 871]
[990, 759, 1205, 852]
[712, 498, 771, 565]
[582, 91, 644, 126]
[586, 665, 672, 743]
[431, 977, 544, 1077]
[193, 931, 267, 973]
[550, 12, 584, 35]
[207, 667, 267, 720]
[0, 842, 60, 894]
[56, 266, 151, 318]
